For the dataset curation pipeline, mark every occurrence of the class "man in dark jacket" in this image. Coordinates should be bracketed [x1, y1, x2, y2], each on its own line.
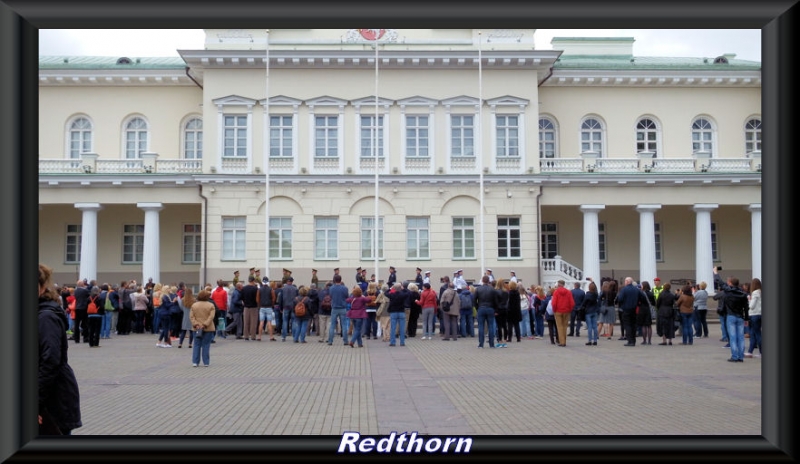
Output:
[72, 279, 90, 344]
[227, 281, 245, 339]
[280, 277, 299, 342]
[474, 275, 499, 348]
[615, 277, 648, 346]
[569, 281, 586, 337]
[713, 268, 749, 362]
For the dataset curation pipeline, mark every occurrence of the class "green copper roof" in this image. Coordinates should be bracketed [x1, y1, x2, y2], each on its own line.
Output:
[553, 54, 761, 71]
[39, 56, 186, 70]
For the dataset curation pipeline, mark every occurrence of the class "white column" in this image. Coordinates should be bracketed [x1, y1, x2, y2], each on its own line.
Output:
[747, 203, 761, 279]
[75, 203, 102, 281]
[137, 202, 163, 284]
[636, 204, 662, 284]
[579, 204, 605, 287]
[692, 203, 719, 290]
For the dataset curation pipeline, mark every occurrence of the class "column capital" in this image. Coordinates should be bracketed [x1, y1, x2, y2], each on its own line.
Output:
[579, 204, 605, 213]
[74, 202, 103, 211]
[747, 203, 761, 213]
[635, 204, 662, 213]
[137, 202, 164, 212]
[691, 203, 719, 213]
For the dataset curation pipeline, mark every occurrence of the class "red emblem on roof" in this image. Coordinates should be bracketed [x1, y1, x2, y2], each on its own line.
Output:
[358, 29, 386, 41]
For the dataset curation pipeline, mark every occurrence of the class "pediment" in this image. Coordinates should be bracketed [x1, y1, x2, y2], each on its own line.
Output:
[211, 95, 259, 106]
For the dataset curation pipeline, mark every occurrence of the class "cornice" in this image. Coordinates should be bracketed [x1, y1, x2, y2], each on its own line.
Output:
[38, 68, 196, 87]
[544, 69, 762, 88]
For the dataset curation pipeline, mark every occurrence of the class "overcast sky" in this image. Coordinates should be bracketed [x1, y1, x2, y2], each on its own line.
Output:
[39, 29, 761, 62]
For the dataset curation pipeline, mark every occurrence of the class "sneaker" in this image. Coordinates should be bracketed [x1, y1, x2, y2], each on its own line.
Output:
[192, 363, 198, 367]
[723, 344, 730, 348]
[744, 352, 753, 358]
[163, 344, 172, 348]
[156, 343, 164, 347]
[754, 353, 762, 358]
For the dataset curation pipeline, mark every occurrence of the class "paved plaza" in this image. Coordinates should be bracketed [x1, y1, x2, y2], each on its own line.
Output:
[68, 321, 760, 438]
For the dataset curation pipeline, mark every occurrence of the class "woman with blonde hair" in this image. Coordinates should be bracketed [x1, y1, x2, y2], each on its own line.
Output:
[745, 278, 762, 358]
[375, 284, 391, 342]
[177, 286, 196, 349]
[692, 281, 710, 338]
[190, 289, 217, 367]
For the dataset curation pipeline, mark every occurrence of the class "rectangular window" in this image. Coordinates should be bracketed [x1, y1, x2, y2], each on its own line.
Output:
[222, 217, 247, 260]
[654, 223, 663, 262]
[65, 224, 81, 263]
[711, 222, 719, 262]
[122, 224, 145, 263]
[223, 115, 248, 157]
[360, 115, 384, 158]
[406, 115, 429, 157]
[406, 217, 430, 260]
[598, 223, 607, 262]
[269, 217, 293, 259]
[360, 217, 384, 259]
[314, 115, 339, 157]
[182, 224, 202, 263]
[270, 115, 293, 157]
[453, 217, 475, 259]
[451, 115, 474, 157]
[314, 217, 338, 260]
[540, 222, 558, 259]
[496, 115, 519, 157]
[497, 217, 521, 258]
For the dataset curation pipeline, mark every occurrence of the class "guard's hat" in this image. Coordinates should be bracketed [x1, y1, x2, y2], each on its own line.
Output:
[389, 266, 395, 270]
[312, 268, 318, 272]
[283, 268, 291, 273]
[425, 270, 431, 274]
[249, 267, 255, 272]
[334, 267, 340, 272]
[234, 270, 239, 274]
[416, 267, 422, 272]
[356, 266, 362, 271]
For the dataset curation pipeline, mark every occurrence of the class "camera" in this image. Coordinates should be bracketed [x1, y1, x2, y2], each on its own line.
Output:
[716, 266, 723, 271]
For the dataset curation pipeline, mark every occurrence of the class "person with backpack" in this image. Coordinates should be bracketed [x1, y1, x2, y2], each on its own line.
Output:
[256, 278, 276, 341]
[292, 285, 313, 343]
[86, 286, 104, 348]
[345, 286, 370, 347]
[713, 268, 750, 363]
[281, 277, 299, 342]
[458, 286, 475, 338]
[100, 283, 115, 339]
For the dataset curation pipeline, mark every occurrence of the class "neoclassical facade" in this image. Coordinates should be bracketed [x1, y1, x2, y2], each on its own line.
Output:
[38, 29, 761, 290]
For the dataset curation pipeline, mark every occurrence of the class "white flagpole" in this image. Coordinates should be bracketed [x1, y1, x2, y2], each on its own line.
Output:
[478, 31, 485, 277]
[264, 29, 270, 281]
[374, 35, 380, 283]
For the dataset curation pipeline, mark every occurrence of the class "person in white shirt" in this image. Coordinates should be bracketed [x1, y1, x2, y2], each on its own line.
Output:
[509, 271, 518, 283]
[486, 269, 495, 284]
[454, 269, 467, 291]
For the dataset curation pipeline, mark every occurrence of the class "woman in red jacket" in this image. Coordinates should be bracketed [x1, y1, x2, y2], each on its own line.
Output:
[416, 282, 438, 340]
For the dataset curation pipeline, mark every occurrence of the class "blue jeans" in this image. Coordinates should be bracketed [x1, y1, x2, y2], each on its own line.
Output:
[101, 311, 113, 338]
[389, 312, 406, 345]
[680, 312, 694, 344]
[421, 307, 436, 337]
[158, 316, 172, 343]
[718, 314, 729, 341]
[476, 306, 496, 348]
[534, 313, 544, 337]
[726, 314, 745, 361]
[152, 308, 161, 335]
[328, 308, 349, 344]
[460, 309, 475, 337]
[293, 318, 309, 342]
[192, 331, 212, 366]
[519, 309, 531, 337]
[693, 309, 709, 337]
[281, 308, 293, 339]
[365, 312, 377, 338]
[747, 315, 762, 354]
[585, 313, 598, 342]
[350, 318, 365, 346]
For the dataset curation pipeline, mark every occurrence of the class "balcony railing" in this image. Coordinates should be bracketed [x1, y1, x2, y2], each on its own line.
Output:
[39, 153, 762, 175]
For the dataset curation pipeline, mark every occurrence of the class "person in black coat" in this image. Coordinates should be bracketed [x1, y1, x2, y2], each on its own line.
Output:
[38, 264, 82, 435]
[655, 282, 677, 345]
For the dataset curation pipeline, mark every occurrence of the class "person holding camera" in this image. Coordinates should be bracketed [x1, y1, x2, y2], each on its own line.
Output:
[190, 289, 217, 367]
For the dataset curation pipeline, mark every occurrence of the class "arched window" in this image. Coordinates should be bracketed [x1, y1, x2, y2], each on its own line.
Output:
[124, 117, 148, 159]
[539, 117, 557, 158]
[68, 117, 92, 159]
[691, 117, 715, 155]
[745, 118, 761, 154]
[184, 118, 203, 159]
[581, 117, 604, 155]
[636, 118, 659, 157]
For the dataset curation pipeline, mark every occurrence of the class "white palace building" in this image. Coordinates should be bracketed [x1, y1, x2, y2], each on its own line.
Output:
[38, 29, 762, 290]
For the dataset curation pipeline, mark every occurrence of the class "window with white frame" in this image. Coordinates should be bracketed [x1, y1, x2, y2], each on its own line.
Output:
[636, 118, 658, 156]
[745, 118, 761, 154]
[598, 223, 607, 262]
[406, 217, 430, 260]
[122, 224, 144, 263]
[269, 217, 293, 259]
[497, 217, 521, 258]
[692, 118, 714, 154]
[221, 217, 247, 260]
[314, 217, 338, 259]
[270, 115, 293, 157]
[184, 118, 203, 159]
[124, 117, 148, 159]
[450, 115, 474, 157]
[453, 217, 475, 259]
[539, 117, 557, 158]
[360, 115, 384, 158]
[223, 115, 248, 157]
[68, 117, 92, 159]
[182, 224, 202, 263]
[65, 224, 81, 263]
[315, 115, 339, 157]
[540, 222, 558, 259]
[580, 118, 603, 154]
[360, 217, 384, 259]
[405, 115, 429, 157]
[711, 222, 719, 262]
[496, 115, 520, 157]
[654, 222, 663, 262]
